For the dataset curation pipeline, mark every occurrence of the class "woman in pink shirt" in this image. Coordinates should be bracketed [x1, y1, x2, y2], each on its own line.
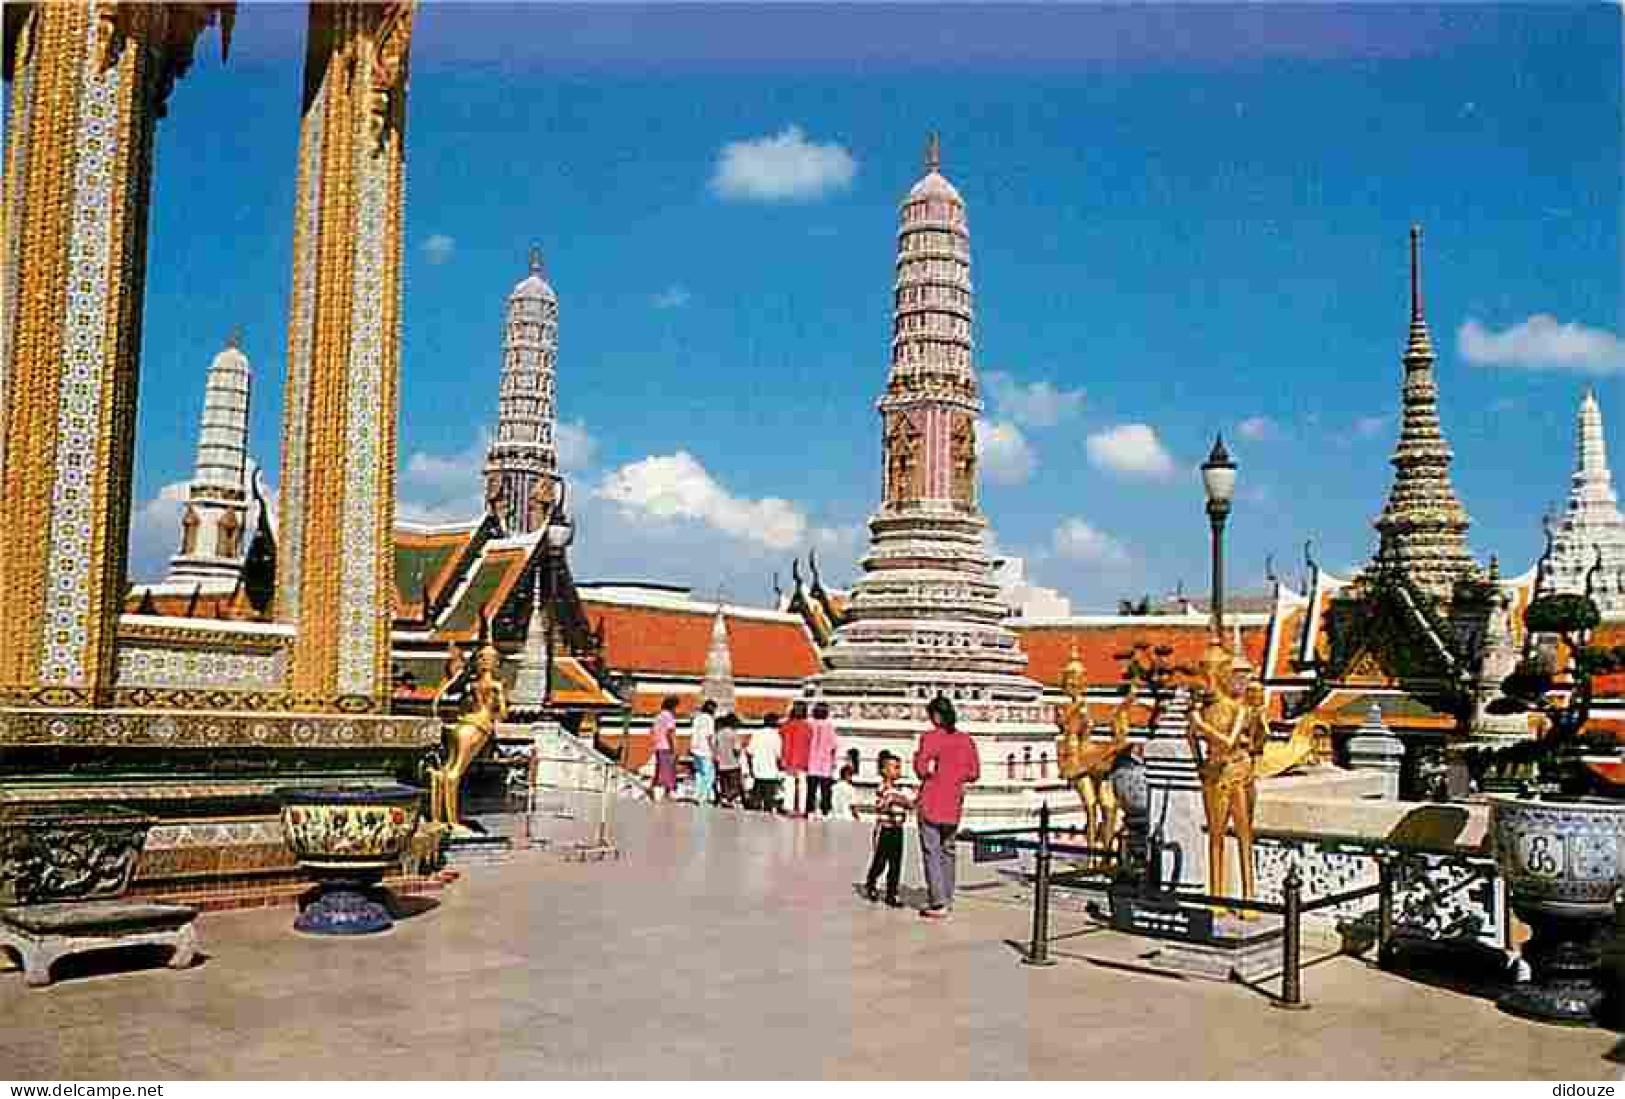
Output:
[650, 696, 679, 801]
[804, 701, 840, 819]
[913, 696, 980, 918]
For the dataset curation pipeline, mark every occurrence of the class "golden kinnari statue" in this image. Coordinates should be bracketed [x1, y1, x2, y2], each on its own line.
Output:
[1189, 637, 1258, 911]
[429, 617, 508, 831]
[1053, 647, 1137, 865]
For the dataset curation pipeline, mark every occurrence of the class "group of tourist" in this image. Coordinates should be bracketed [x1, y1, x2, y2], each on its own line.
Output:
[647, 693, 980, 919]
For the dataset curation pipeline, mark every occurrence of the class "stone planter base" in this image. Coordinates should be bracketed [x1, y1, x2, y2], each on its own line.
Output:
[294, 881, 394, 936]
[0, 901, 198, 987]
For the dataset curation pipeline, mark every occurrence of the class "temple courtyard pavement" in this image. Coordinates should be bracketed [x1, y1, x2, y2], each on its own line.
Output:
[2, 800, 1618, 1080]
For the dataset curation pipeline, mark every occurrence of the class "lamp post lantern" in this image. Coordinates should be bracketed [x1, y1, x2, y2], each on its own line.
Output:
[1200, 434, 1238, 636]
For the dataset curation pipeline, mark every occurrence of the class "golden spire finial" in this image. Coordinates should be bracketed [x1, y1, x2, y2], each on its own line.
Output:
[1409, 224, 1424, 322]
[925, 131, 941, 173]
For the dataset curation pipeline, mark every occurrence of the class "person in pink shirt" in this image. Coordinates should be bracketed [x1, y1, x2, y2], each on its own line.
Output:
[804, 701, 840, 819]
[650, 696, 679, 802]
[913, 695, 980, 918]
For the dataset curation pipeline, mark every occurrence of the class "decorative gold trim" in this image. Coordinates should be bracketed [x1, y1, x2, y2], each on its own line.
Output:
[0, 706, 434, 748]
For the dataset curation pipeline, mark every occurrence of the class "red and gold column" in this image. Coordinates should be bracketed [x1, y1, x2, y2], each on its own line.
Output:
[0, 2, 230, 705]
[276, 2, 411, 712]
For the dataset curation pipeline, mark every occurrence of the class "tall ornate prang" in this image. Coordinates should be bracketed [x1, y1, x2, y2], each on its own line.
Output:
[812, 134, 1052, 825]
[166, 330, 252, 582]
[0, 1, 232, 703]
[1549, 388, 1625, 612]
[1372, 226, 1476, 601]
[484, 246, 560, 536]
[276, 1, 413, 711]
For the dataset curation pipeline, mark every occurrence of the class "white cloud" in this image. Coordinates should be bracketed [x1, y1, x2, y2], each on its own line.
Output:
[652, 285, 692, 310]
[125, 482, 189, 582]
[976, 419, 1036, 485]
[1051, 517, 1130, 566]
[556, 420, 597, 472]
[402, 431, 488, 496]
[1458, 315, 1625, 375]
[1085, 423, 1176, 480]
[421, 234, 456, 265]
[1354, 415, 1389, 438]
[596, 450, 841, 553]
[984, 371, 1085, 428]
[710, 125, 857, 203]
[1237, 415, 1277, 442]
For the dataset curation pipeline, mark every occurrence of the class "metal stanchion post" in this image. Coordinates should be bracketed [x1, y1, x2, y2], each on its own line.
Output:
[1023, 802, 1058, 968]
[1272, 863, 1311, 1010]
[1377, 856, 1395, 967]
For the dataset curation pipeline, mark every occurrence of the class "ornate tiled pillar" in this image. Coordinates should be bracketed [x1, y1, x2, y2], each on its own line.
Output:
[276, 2, 412, 712]
[0, 2, 231, 705]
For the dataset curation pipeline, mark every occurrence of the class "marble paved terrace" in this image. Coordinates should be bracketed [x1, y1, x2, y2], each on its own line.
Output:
[3, 799, 1620, 1080]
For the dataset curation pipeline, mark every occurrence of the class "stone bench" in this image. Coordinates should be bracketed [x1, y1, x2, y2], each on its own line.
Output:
[0, 901, 199, 988]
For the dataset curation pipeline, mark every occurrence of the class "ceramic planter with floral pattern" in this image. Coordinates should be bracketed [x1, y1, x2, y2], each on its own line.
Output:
[275, 785, 423, 935]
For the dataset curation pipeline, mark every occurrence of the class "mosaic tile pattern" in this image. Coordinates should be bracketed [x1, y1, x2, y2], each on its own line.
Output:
[277, 76, 326, 626]
[114, 641, 285, 690]
[39, 24, 118, 686]
[335, 134, 389, 698]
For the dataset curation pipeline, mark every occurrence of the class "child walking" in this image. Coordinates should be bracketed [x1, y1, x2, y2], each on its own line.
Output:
[865, 750, 913, 907]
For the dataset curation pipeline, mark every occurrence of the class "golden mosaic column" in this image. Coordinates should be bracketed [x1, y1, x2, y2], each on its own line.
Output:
[276, 3, 412, 712]
[0, 3, 231, 705]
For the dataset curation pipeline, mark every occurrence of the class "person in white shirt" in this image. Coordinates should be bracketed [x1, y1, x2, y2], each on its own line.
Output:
[830, 763, 861, 821]
[689, 701, 717, 806]
[747, 713, 783, 813]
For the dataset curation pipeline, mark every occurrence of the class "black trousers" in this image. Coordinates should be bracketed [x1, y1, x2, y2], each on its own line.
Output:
[752, 778, 781, 811]
[866, 825, 904, 899]
[806, 775, 833, 816]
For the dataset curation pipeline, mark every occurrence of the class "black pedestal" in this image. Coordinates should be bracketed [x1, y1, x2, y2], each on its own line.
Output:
[1500, 905, 1607, 1025]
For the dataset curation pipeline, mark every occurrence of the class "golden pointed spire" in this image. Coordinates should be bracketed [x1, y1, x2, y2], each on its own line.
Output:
[925, 131, 941, 173]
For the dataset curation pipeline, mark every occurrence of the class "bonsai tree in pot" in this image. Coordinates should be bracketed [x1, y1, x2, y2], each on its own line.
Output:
[1476, 550, 1625, 1025]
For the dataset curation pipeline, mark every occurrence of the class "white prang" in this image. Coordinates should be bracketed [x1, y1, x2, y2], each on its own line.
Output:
[167, 333, 253, 582]
[809, 135, 1065, 826]
[1549, 388, 1625, 613]
[484, 248, 560, 536]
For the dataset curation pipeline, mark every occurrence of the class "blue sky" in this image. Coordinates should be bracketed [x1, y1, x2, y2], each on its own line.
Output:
[113, 2, 1622, 609]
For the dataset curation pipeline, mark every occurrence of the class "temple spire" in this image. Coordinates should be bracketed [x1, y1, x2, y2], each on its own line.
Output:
[485, 247, 560, 535]
[1372, 224, 1474, 599]
[1409, 224, 1423, 321]
[925, 131, 941, 173]
[700, 602, 736, 713]
[1549, 388, 1625, 612]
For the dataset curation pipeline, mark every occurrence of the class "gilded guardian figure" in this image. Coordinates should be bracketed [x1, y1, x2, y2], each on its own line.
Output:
[429, 618, 508, 830]
[1189, 638, 1257, 910]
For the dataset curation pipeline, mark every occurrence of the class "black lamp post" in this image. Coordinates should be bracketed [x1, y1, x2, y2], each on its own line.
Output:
[540, 476, 575, 713]
[1200, 434, 1238, 635]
